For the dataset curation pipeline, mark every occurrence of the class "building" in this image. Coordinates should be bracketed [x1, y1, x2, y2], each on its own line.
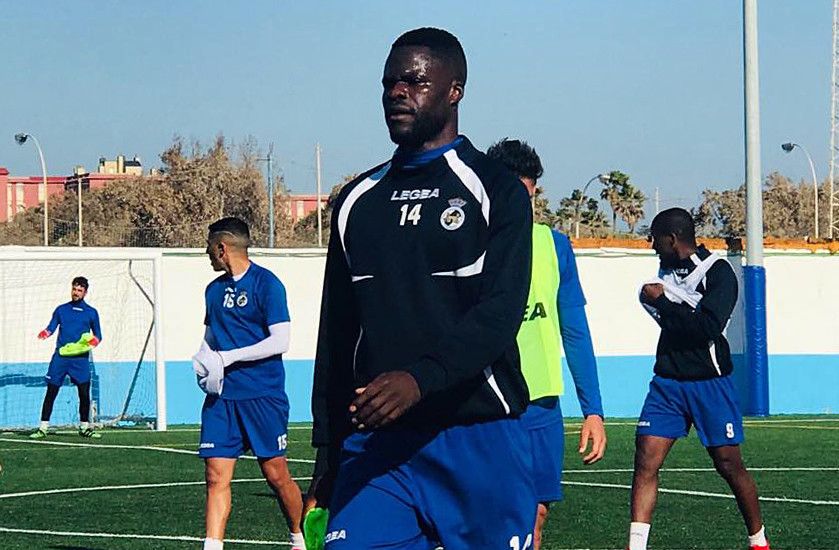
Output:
[286, 193, 328, 224]
[0, 157, 143, 223]
[98, 155, 143, 176]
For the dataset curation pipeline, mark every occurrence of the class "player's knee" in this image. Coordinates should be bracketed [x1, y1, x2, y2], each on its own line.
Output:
[205, 467, 232, 491]
[633, 449, 661, 479]
[712, 453, 745, 480]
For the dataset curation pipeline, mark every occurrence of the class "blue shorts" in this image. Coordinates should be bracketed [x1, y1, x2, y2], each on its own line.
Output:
[45, 353, 91, 386]
[637, 375, 744, 448]
[521, 398, 565, 503]
[326, 418, 536, 549]
[199, 394, 290, 459]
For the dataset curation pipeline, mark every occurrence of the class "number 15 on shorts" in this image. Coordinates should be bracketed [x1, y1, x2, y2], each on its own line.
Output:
[277, 434, 288, 451]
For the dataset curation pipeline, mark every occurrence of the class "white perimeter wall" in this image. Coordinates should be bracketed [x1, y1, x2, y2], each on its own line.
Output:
[2, 247, 837, 362]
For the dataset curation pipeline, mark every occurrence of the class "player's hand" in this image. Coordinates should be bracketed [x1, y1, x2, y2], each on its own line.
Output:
[193, 350, 224, 395]
[89, 336, 100, 347]
[37, 330, 51, 340]
[641, 283, 664, 304]
[579, 414, 606, 465]
[349, 371, 421, 430]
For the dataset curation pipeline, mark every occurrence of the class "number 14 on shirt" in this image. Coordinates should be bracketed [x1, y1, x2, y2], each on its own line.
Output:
[399, 204, 422, 226]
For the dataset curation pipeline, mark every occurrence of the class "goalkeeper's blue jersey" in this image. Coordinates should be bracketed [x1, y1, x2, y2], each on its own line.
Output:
[204, 262, 290, 400]
[46, 300, 102, 349]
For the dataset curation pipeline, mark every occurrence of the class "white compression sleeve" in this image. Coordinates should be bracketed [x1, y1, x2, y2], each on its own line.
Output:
[218, 322, 290, 367]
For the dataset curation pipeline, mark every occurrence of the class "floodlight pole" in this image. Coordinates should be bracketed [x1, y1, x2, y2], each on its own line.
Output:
[575, 174, 609, 239]
[15, 133, 49, 246]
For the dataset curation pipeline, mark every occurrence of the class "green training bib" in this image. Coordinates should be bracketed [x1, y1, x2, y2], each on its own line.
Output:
[517, 224, 564, 400]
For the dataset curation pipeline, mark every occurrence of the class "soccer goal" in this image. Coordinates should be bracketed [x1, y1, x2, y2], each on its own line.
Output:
[0, 248, 167, 431]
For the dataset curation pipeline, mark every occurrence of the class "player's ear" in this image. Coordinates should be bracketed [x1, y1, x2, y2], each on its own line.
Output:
[449, 80, 464, 106]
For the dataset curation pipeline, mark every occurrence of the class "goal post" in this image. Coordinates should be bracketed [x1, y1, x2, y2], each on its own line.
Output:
[0, 248, 166, 431]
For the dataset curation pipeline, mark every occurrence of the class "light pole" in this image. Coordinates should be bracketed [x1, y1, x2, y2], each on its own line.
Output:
[257, 143, 275, 247]
[575, 173, 609, 239]
[782, 142, 819, 239]
[15, 132, 48, 246]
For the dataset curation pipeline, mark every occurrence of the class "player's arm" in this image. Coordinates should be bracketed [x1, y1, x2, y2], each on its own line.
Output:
[217, 322, 290, 366]
[90, 309, 102, 346]
[310, 205, 360, 504]
[554, 230, 606, 464]
[38, 307, 60, 339]
[650, 262, 738, 342]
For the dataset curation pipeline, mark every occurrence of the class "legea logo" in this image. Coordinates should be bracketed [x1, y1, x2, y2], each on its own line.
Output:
[325, 529, 347, 544]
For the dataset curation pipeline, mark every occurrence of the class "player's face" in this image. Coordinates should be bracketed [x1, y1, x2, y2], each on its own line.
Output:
[70, 285, 87, 302]
[382, 46, 461, 148]
[649, 232, 678, 266]
[206, 237, 226, 272]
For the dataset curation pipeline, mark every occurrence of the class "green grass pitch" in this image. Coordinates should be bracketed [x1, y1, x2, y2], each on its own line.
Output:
[0, 416, 837, 549]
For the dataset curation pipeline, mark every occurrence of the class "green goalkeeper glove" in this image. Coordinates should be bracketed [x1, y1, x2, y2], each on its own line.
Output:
[303, 507, 329, 550]
[58, 331, 99, 357]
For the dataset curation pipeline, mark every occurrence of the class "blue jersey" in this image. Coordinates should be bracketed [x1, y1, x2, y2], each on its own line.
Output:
[204, 262, 290, 400]
[46, 300, 102, 350]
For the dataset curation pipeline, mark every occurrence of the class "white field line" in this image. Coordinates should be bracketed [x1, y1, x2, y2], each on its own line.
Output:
[564, 467, 839, 474]
[0, 527, 616, 550]
[0, 526, 290, 546]
[563, 418, 839, 428]
[0, 437, 315, 463]
[562, 480, 839, 505]
[0, 477, 313, 500]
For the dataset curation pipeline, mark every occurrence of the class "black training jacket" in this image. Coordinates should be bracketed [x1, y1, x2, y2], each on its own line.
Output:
[311, 137, 532, 448]
[651, 245, 739, 381]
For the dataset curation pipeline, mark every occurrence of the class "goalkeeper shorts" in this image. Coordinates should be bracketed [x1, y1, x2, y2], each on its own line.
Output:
[45, 353, 91, 385]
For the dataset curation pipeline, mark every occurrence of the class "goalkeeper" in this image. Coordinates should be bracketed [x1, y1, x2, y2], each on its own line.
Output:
[31, 276, 102, 439]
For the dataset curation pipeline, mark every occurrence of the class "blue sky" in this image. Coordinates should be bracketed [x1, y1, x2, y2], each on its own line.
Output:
[1, 1, 832, 218]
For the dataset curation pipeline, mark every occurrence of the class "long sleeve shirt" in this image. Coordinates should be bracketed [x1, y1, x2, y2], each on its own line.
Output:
[311, 136, 533, 447]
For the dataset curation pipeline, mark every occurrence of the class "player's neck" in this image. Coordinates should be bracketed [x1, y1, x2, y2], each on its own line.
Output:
[226, 258, 251, 279]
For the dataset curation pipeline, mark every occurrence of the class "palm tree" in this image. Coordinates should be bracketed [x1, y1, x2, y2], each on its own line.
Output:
[617, 183, 646, 233]
[600, 170, 629, 232]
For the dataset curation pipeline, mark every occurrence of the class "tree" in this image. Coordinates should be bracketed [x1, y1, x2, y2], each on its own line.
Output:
[0, 135, 290, 247]
[615, 182, 646, 234]
[600, 170, 629, 232]
[532, 185, 559, 228]
[556, 188, 608, 237]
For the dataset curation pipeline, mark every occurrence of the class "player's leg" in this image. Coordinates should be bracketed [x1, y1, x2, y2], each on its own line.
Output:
[259, 457, 304, 548]
[76, 381, 100, 438]
[326, 432, 437, 549]
[689, 376, 769, 549]
[199, 396, 245, 548]
[31, 383, 60, 438]
[420, 417, 537, 549]
[628, 376, 689, 550]
[205, 457, 237, 544]
[235, 395, 305, 549]
[522, 399, 565, 550]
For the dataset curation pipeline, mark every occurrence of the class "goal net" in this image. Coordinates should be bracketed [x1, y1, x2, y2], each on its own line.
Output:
[0, 249, 165, 431]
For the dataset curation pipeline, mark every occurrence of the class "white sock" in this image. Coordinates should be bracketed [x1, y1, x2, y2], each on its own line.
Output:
[39, 421, 49, 431]
[629, 522, 651, 550]
[203, 538, 223, 550]
[80, 422, 89, 431]
[289, 531, 305, 549]
[748, 526, 767, 546]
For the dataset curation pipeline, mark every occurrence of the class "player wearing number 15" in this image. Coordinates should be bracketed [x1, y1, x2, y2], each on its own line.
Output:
[193, 217, 305, 550]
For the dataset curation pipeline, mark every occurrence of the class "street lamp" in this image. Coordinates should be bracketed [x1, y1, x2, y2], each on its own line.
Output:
[575, 173, 610, 239]
[15, 132, 49, 246]
[781, 142, 819, 240]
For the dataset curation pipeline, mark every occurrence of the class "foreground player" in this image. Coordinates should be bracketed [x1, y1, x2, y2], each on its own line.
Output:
[488, 139, 606, 550]
[629, 208, 769, 550]
[31, 276, 102, 439]
[193, 217, 305, 550]
[311, 28, 535, 548]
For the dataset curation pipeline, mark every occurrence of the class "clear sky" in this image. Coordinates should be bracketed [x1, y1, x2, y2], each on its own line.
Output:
[1, 1, 833, 219]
